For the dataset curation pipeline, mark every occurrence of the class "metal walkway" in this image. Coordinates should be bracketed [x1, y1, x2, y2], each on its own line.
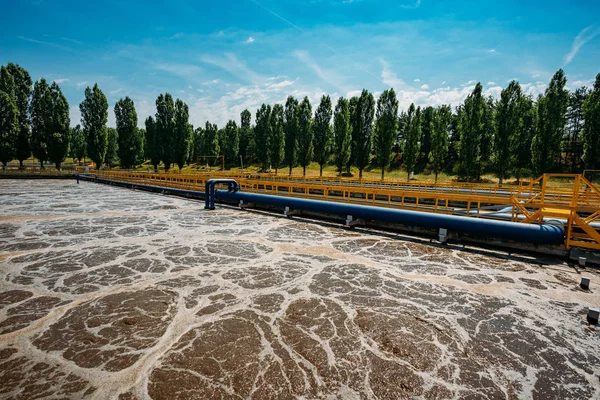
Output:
[92, 170, 600, 251]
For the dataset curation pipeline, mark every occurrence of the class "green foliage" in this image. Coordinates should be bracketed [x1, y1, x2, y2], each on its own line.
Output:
[0, 90, 18, 167]
[115, 96, 140, 169]
[430, 105, 451, 182]
[403, 103, 421, 179]
[239, 109, 253, 163]
[284, 96, 298, 174]
[565, 87, 589, 170]
[203, 121, 220, 159]
[269, 104, 285, 173]
[531, 69, 569, 175]
[6, 63, 33, 166]
[353, 90, 375, 178]
[155, 93, 176, 170]
[512, 95, 536, 181]
[332, 97, 351, 175]
[192, 126, 203, 162]
[144, 117, 160, 171]
[347, 96, 359, 173]
[223, 119, 239, 167]
[313, 95, 333, 176]
[80, 83, 108, 169]
[458, 82, 486, 181]
[494, 81, 521, 183]
[420, 106, 435, 159]
[254, 104, 272, 171]
[373, 88, 399, 179]
[297, 97, 313, 175]
[104, 127, 119, 167]
[30, 78, 52, 166]
[70, 125, 86, 162]
[583, 74, 600, 169]
[46, 82, 70, 170]
[174, 99, 192, 170]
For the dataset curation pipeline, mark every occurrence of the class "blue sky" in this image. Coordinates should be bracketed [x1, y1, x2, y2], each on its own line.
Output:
[1, 0, 599, 128]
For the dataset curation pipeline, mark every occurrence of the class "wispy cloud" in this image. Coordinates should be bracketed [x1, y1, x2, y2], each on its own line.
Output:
[53, 78, 69, 84]
[414, 78, 421, 82]
[155, 63, 204, 83]
[245, 36, 255, 44]
[170, 32, 185, 39]
[293, 50, 347, 92]
[109, 88, 123, 95]
[60, 37, 83, 45]
[488, 48, 496, 53]
[420, 84, 429, 90]
[564, 25, 600, 66]
[201, 53, 262, 84]
[379, 59, 406, 89]
[16, 35, 73, 52]
[76, 81, 88, 88]
[399, 0, 421, 9]
[487, 81, 495, 85]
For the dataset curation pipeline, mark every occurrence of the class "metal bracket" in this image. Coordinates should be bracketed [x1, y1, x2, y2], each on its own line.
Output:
[439, 228, 448, 243]
[345, 215, 361, 228]
[284, 206, 300, 217]
[239, 200, 254, 209]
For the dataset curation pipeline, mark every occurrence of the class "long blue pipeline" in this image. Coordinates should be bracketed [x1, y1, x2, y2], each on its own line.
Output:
[215, 190, 564, 245]
[76, 175, 564, 246]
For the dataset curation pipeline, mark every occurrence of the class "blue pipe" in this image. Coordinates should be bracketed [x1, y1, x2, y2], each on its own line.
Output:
[215, 190, 564, 245]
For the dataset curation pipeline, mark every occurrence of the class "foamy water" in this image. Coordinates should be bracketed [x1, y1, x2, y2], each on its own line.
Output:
[1, 179, 599, 399]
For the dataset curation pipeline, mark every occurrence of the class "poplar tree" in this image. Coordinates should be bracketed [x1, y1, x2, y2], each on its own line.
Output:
[373, 88, 399, 180]
[284, 96, 298, 175]
[45, 82, 70, 170]
[155, 93, 176, 171]
[80, 83, 108, 169]
[403, 103, 421, 180]
[297, 96, 313, 176]
[30, 78, 51, 168]
[0, 91, 18, 168]
[223, 119, 239, 167]
[239, 109, 252, 163]
[353, 90, 375, 178]
[346, 96, 359, 174]
[203, 121, 220, 163]
[69, 125, 86, 163]
[254, 104, 272, 171]
[114, 96, 140, 169]
[174, 99, 192, 170]
[4, 64, 32, 167]
[458, 83, 485, 181]
[104, 127, 118, 167]
[313, 95, 333, 176]
[270, 104, 285, 174]
[583, 74, 600, 169]
[531, 69, 569, 175]
[494, 81, 521, 184]
[420, 106, 435, 160]
[145, 116, 160, 171]
[333, 97, 351, 176]
[512, 95, 536, 182]
[430, 105, 451, 182]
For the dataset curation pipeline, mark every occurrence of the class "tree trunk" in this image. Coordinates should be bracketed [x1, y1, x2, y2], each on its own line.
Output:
[435, 172, 438, 183]
[320, 165, 323, 176]
[275, 167, 278, 175]
[499, 170, 503, 185]
[19, 160, 23, 169]
[56, 162, 61, 171]
[303, 166, 306, 176]
[40, 160, 44, 169]
[359, 168, 363, 179]
[381, 168, 384, 180]
[289, 165, 292, 176]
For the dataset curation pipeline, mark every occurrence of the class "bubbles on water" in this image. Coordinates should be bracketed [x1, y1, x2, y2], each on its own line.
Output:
[1, 179, 599, 399]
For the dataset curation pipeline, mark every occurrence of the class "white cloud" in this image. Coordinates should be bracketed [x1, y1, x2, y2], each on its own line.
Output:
[488, 49, 496, 53]
[155, 63, 204, 83]
[170, 32, 185, 39]
[109, 88, 123, 95]
[201, 53, 262, 84]
[441, 81, 446, 85]
[414, 78, 421, 82]
[203, 79, 222, 85]
[293, 50, 348, 92]
[245, 36, 255, 44]
[76, 81, 88, 88]
[188, 85, 192, 89]
[564, 25, 600, 66]
[461, 80, 477, 87]
[53, 78, 69, 84]
[379, 59, 406, 89]
[487, 81, 495, 85]
[420, 84, 429, 89]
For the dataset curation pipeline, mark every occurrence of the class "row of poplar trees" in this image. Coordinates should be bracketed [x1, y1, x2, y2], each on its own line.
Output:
[1, 62, 599, 182]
